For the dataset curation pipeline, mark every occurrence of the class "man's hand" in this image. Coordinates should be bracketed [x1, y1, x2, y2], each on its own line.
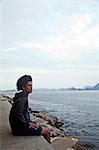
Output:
[29, 122, 39, 129]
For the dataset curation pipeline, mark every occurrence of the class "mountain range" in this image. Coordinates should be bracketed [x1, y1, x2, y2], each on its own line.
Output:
[66, 83, 99, 91]
[0, 83, 99, 92]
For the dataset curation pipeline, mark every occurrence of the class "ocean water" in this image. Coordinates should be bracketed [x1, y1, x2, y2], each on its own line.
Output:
[2, 90, 99, 150]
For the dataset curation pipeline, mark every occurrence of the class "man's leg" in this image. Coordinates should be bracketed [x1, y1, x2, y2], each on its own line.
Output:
[41, 127, 51, 143]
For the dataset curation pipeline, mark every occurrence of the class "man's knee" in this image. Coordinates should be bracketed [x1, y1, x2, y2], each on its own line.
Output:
[41, 127, 50, 135]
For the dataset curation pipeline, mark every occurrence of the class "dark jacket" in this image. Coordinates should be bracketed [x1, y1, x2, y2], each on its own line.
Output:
[9, 92, 30, 134]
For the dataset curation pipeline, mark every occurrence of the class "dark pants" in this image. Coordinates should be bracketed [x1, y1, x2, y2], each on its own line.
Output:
[12, 126, 42, 136]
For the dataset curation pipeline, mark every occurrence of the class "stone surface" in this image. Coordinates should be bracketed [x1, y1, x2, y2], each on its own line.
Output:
[66, 148, 75, 150]
[51, 137, 78, 150]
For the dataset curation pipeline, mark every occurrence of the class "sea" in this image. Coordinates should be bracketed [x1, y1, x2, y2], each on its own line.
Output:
[2, 90, 99, 150]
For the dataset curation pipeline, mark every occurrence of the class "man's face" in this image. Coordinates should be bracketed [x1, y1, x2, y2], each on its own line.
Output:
[23, 81, 32, 93]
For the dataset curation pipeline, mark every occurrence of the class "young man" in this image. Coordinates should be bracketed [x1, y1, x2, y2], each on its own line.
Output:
[9, 75, 50, 143]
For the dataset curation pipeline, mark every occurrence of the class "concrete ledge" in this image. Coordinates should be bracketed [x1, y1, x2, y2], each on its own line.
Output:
[51, 137, 78, 150]
[0, 100, 54, 150]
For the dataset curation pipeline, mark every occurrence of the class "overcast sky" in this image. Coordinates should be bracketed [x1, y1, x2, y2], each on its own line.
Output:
[0, 0, 99, 90]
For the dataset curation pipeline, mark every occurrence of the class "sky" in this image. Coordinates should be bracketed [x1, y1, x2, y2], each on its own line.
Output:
[0, 0, 99, 90]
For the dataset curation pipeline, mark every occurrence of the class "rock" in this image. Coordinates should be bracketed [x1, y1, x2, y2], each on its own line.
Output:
[51, 128, 65, 137]
[51, 137, 79, 150]
[72, 142, 89, 150]
[34, 117, 48, 124]
[33, 112, 48, 120]
[33, 111, 64, 129]
[55, 121, 64, 128]
[0, 95, 7, 101]
[66, 148, 75, 150]
[46, 116, 58, 127]
[1, 94, 13, 104]
[59, 127, 64, 131]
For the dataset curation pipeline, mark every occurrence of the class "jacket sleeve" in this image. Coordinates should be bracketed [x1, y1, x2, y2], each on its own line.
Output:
[15, 97, 30, 127]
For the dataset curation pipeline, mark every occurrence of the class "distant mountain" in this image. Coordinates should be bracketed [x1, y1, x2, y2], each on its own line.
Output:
[1, 89, 16, 92]
[66, 87, 82, 91]
[83, 83, 99, 90]
[92, 83, 99, 90]
[83, 85, 93, 90]
[1, 83, 99, 92]
[66, 83, 99, 91]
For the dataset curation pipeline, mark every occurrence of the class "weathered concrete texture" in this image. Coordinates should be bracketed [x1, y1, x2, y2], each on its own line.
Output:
[0, 100, 54, 150]
[51, 137, 78, 150]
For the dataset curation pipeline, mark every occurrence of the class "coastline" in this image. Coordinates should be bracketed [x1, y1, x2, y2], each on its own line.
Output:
[0, 94, 89, 150]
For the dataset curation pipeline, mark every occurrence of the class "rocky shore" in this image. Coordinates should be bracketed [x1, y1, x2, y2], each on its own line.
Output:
[0, 94, 89, 150]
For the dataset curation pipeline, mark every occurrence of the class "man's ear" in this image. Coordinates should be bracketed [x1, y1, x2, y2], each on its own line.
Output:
[22, 86, 25, 90]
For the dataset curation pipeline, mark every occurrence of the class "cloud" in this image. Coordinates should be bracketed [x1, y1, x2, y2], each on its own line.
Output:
[4, 46, 18, 52]
[36, 14, 99, 61]
[0, 64, 98, 90]
[2, 12, 99, 64]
